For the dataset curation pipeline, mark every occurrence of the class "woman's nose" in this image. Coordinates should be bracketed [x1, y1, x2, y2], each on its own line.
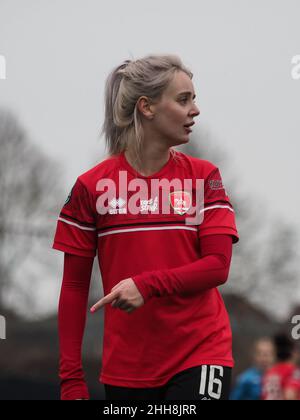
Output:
[190, 104, 200, 117]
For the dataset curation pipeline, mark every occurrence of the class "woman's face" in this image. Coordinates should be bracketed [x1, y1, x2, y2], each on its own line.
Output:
[149, 70, 200, 147]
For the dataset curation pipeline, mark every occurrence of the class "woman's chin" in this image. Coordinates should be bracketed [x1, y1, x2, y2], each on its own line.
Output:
[168, 135, 190, 148]
[178, 135, 190, 145]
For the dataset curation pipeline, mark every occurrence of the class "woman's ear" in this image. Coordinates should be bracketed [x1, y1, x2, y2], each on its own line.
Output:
[137, 96, 155, 120]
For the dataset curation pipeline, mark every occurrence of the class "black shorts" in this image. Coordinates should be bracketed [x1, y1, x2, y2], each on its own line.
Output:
[104, 365, 232, 400]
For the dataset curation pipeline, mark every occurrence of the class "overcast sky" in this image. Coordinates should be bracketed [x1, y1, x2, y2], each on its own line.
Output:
[0, 0, 300, 316]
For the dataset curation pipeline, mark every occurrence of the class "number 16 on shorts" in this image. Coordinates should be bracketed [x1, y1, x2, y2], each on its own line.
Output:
[198, 365, 230, 400]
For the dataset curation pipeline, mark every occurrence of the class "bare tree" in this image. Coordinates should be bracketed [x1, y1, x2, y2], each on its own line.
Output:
[0, 108, 64, 314]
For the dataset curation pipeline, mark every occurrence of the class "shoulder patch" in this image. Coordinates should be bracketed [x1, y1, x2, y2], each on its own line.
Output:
[64, 185, 74, 205]
[208, 179, 224, 190]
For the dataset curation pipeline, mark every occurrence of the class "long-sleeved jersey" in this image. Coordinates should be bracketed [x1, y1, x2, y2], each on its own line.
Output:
[53, 149, 239, 388]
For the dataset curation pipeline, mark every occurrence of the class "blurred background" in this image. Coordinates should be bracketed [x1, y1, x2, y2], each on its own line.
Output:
[0, 0, 300, 400]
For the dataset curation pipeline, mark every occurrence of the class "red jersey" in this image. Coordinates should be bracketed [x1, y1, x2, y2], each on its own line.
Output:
[52, 150, 239, 388]
[262, 363, 300, 400]
[285, 367, 300, 401]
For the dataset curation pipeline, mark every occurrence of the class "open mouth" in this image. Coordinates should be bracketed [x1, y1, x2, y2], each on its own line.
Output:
[183, 122, 195, 132]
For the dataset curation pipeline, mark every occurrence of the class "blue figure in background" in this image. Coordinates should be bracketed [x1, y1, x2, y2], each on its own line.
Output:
[231, 338, 275, 400]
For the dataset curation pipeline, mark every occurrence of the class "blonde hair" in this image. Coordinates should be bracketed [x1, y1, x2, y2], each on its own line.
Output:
[100, 54, 193, 168]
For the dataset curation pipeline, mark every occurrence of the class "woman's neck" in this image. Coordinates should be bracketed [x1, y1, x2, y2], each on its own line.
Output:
[124, 147, 171, 177]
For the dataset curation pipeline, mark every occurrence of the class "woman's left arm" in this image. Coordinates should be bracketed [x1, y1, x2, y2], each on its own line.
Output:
[90, 234, 233, 313]
[131, 234, 233, 302]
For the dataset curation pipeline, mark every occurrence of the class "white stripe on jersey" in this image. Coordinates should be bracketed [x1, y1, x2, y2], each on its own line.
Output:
[58, 217, 97, 231]
[202, 205, 234, 213]
[98, 225, 198, 238]
[58, 205, 234, 235]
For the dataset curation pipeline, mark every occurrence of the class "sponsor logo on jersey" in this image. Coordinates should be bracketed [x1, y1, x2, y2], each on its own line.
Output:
[140, 196, 158, 212]
[108, 197, 127, 215]
[169, 191, 192, 215]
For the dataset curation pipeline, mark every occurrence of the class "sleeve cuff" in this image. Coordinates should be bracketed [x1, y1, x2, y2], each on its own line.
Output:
[131, 273, 154, 303]
[199, 228, 239, 244]
[52, 241, 96, 258]
[60, 379, 90, 400]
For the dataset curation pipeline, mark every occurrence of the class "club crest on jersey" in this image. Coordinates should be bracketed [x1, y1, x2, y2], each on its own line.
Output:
[169, 191, 192, 215]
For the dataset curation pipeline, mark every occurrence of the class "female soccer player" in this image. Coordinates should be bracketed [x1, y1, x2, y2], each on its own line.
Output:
[53, 54, 239, 400]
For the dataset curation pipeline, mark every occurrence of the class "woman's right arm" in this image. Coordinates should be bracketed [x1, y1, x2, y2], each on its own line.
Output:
[58, 252, 94, 400]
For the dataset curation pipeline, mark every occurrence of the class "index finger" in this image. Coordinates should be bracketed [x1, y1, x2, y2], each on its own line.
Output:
[90, 289, 120, 313]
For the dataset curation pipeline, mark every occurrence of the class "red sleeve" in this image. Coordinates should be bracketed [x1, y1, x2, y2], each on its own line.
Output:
[199, 167, 239, 244]
[132, 234, 232, 303]
[58, 253, 94, 400]
[52, 178, 98, 257]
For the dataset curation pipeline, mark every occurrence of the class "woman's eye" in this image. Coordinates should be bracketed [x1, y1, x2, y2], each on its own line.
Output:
[180, 98, 196, 104]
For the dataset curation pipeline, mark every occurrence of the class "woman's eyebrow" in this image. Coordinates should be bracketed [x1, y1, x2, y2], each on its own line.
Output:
[177, 91, 196, 99]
